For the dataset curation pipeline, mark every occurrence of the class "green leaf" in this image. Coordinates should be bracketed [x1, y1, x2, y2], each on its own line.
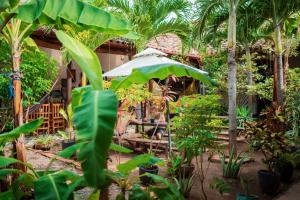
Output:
[0, 118, 43, 146]
[117, 154, 163, 175]
[0, 0, 19, 11]
[116, 193, 126, 200]
[15, 173, 36, 188]
[0, 189, 14, 199]
[145, 173, 184, 200]
[58, 142, 84, 158]
[128, 184, 151, 200]
[23, 37, 40, 51]
[73, 89, 118, 188]
[111, 64, 216, 91]
[10, 173, 37, 200]
[0, 169, 22, 179]
[72, 85, 93, 109]
[88, 190, 100, 200]
[0, 156, 23, 167]
[34, 171, 82, 200]
[110, 143, 133, 154]
[56, 31, 103, 90]
[15, 0, 130, 34]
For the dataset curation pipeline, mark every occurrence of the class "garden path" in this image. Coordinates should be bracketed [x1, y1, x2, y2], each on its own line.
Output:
[275, 181, 300, 200]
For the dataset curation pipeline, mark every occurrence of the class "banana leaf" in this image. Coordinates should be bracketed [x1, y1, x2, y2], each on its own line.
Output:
[117, 154, 164, 175]
[0, 118, 43, 146]
[145, 173, 184, 200]
[128, 184, 151, 200]
[34, 171, 81, 200]
[0, 189, 14, 199]
[0, 0, 19, 12]
[56, 30, 118, 188]
[14, 0, 130, 34]
[56, 31, 103, 90]
[0, 169, 22, 179]
[72, 86, 93, 109]
[111, 64, 216, 91]
[110, 143, 132, 154]
[0, 156, 26, 167]
[58, 142, 84, 158]
[73, 89, 118, 188]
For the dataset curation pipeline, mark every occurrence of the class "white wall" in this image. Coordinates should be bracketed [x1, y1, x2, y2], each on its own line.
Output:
[39, 47, 129, 91]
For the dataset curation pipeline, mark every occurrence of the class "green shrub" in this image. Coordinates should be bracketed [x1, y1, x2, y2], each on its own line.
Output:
[0, 39, 58, 106]
[221, 148, 247, 179]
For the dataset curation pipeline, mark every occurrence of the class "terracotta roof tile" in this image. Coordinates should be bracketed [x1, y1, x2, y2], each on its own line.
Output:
[146, 34, 200, 59]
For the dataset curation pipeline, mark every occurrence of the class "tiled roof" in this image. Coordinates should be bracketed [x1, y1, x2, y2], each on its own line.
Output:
[146, 34, 200, 59]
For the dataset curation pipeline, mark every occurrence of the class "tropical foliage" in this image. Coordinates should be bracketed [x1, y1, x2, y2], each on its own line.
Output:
[0, 0, 300, 199]
[108, 0, 190, 50]
[0, 38, 58, 106]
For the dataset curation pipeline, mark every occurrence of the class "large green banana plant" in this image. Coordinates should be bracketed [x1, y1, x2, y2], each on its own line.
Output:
[0, 0, 131, 33]
[0, 29, 215, 199]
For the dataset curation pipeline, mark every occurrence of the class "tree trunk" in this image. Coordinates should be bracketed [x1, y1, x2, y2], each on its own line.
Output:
[273, 55, 278, 103]
[12, 49, 27, 172]
[227, 1, 237, 151]
[283, 43, 291, 92]
[66, 62, 73, 105]
[99, 159, 109, 200]
[245, 46, 253, 116]
[274, 25, 284, 107]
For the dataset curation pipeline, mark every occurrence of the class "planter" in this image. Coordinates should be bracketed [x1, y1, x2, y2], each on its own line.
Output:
[296, 162, 300, 170]
[276, 161, 294, 182]
[257, 170, 280, 195]
[62, 140, 76, 150]
[177, 163, 195, 179]
[236, 193, 259, 200]
[33, 144, 51, 151]
[139, 165, 159, 186]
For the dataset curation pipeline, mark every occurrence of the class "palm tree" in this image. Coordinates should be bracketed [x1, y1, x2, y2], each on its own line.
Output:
[282, 14, 300, 89]
[195, 0, 245, 150]
[0, 0, 131, 176]
[108, 0, 190, 50]
[251, 0, 300, 106]
[195, 1, 269, 115]
[0, 18, 32, 172]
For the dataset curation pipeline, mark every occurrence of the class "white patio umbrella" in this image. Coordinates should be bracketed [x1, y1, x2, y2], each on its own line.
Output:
[103, 48, 210, 155]
[103, 48, 207, 77]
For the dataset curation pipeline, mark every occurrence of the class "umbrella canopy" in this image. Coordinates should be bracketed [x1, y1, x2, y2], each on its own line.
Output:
[103, 48, 207, 77]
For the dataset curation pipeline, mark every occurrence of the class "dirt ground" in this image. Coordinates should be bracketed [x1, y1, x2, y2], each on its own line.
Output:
[25, 138, 300, 200]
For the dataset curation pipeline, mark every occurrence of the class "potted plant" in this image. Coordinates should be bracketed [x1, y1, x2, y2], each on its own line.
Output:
[167, 152, 183, 177]
[138, 155, 163, 186]
[275, 153, 295, 182]
[174, 174, 195, 198]
[33, 134, 55, 151]
[139, 163, 159, 186]
[59, 104, 75, 149]
[209, 177, 231, 196]
[243, 106, 293, 195]
[221, 147, 248, 179]
[237, 176, 259, 200]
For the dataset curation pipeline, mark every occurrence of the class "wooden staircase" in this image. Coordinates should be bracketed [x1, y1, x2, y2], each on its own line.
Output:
[210, 128, 254, 163]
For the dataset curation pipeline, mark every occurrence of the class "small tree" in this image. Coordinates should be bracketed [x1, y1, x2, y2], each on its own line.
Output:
[171, 94, 221, 200]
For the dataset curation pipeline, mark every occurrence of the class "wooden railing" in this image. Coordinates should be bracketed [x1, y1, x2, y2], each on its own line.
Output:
[26, 103, 65, 134]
